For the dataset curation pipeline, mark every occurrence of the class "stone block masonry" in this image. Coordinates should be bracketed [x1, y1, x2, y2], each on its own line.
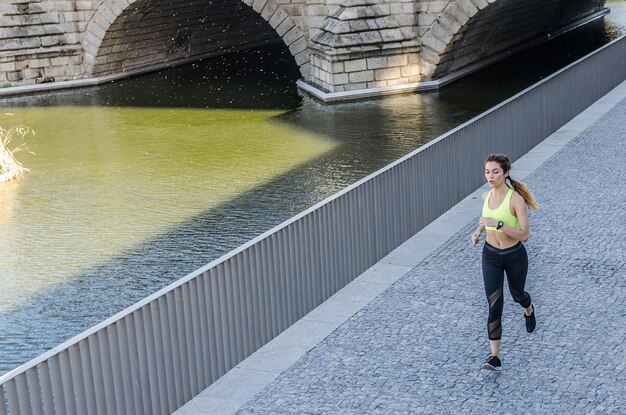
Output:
[0, 0, 609, 101]
[0, 0, 314, 87]
[299, 0, 606, 96]
[307, 1, 422, 93]
[425, 0, 607, 79]
[0, 0, 88, 86]
[89, 0, 281, 77]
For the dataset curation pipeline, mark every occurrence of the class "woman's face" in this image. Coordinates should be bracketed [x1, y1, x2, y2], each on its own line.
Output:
[485, 161, 508, 188]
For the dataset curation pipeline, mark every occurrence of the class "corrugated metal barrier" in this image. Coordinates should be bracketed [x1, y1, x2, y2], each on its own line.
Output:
[1, 35, 624, 415]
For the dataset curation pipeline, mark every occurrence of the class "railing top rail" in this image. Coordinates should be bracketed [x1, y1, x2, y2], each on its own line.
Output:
[1, 33, 624, 385]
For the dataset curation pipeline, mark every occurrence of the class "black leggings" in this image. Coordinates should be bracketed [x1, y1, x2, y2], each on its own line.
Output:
[482, 241, 532, 340]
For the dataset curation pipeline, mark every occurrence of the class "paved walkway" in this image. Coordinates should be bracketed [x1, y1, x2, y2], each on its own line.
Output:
[176, 81, 626, 415]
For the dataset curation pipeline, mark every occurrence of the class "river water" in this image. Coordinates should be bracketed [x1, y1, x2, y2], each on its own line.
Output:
[0, 6, 625, 375]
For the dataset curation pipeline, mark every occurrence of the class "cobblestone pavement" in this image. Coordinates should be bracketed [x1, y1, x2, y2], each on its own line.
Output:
[236, 99, 626, 414]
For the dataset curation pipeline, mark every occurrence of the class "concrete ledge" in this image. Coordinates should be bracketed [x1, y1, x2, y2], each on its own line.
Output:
[174, 79, 626, 415]
[297, 79, 441, 103]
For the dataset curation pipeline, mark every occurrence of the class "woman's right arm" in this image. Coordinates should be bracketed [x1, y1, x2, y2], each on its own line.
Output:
[471, 192, 489, 244]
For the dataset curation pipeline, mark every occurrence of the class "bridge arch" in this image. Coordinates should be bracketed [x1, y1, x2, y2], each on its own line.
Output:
[82, 0, 310, 79]
[419, 0, 606, 79]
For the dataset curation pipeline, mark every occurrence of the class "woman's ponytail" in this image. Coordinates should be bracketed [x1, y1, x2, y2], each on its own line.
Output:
[507, 176, 538, 209]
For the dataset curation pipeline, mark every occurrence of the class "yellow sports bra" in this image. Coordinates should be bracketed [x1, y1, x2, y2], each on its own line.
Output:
[482, 188, 519, 232]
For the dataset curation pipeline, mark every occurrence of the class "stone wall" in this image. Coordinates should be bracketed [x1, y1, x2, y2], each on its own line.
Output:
[90, 0, 278, 76]
[305, 0, 606, 92]
[0, 0, 312, 87]
[86, 0, 315, 78]
[0, 0, 609, 94]
[417, 0, 607, 79]
[0, 0, 94, 86]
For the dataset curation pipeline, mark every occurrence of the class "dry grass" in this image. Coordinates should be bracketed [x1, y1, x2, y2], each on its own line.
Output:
[0, 125, 34, 183]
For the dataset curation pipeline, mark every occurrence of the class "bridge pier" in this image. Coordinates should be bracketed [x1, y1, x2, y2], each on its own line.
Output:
[305, 2, 421, 94]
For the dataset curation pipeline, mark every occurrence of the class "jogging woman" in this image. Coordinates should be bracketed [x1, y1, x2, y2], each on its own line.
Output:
[471, 154, 538, 371]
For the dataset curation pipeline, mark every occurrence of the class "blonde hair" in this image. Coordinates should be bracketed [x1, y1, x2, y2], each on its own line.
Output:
[485, 154, 538, 209]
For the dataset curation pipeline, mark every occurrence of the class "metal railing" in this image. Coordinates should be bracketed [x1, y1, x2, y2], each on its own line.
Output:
[1, 35, 625, 415]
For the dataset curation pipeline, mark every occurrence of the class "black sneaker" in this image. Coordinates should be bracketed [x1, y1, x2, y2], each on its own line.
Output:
[525, 304, 536, 333]
[481, 355, 502, 371]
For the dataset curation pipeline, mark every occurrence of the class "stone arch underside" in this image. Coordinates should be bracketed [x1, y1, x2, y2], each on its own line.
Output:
[421, 0, 607, 80]
[83, 0, 310, 79]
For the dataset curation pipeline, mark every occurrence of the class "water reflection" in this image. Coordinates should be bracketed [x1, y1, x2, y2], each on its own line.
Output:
[0, 9, 625, 374]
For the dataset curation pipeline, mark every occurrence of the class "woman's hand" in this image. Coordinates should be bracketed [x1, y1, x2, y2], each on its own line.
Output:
[471, 224, 485, 245]
[471, 229, 481, 245]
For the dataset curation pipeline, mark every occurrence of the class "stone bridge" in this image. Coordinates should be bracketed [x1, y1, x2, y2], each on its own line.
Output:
[0, 0, 607, 101]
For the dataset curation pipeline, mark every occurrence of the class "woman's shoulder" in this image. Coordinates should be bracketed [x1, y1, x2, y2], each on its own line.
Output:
[510, 189, 527, 210]
[481, 191, 489, 201]
[510, 189, 524, 202]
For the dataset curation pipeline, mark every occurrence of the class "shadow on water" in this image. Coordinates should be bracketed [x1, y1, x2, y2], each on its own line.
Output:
[0, 133, 398, 374]
[0, 15, 624, 374]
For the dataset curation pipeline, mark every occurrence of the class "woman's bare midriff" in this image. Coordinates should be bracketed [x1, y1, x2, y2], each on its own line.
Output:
[486, 231, 519, 249]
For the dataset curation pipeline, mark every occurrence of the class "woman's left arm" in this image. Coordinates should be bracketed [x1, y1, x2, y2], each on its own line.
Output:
[501, 193, 530, 242]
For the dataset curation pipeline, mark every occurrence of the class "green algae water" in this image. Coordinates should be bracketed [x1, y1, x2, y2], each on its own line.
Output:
[1, 7, 625, 374]
[0, 107, 335, 309]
